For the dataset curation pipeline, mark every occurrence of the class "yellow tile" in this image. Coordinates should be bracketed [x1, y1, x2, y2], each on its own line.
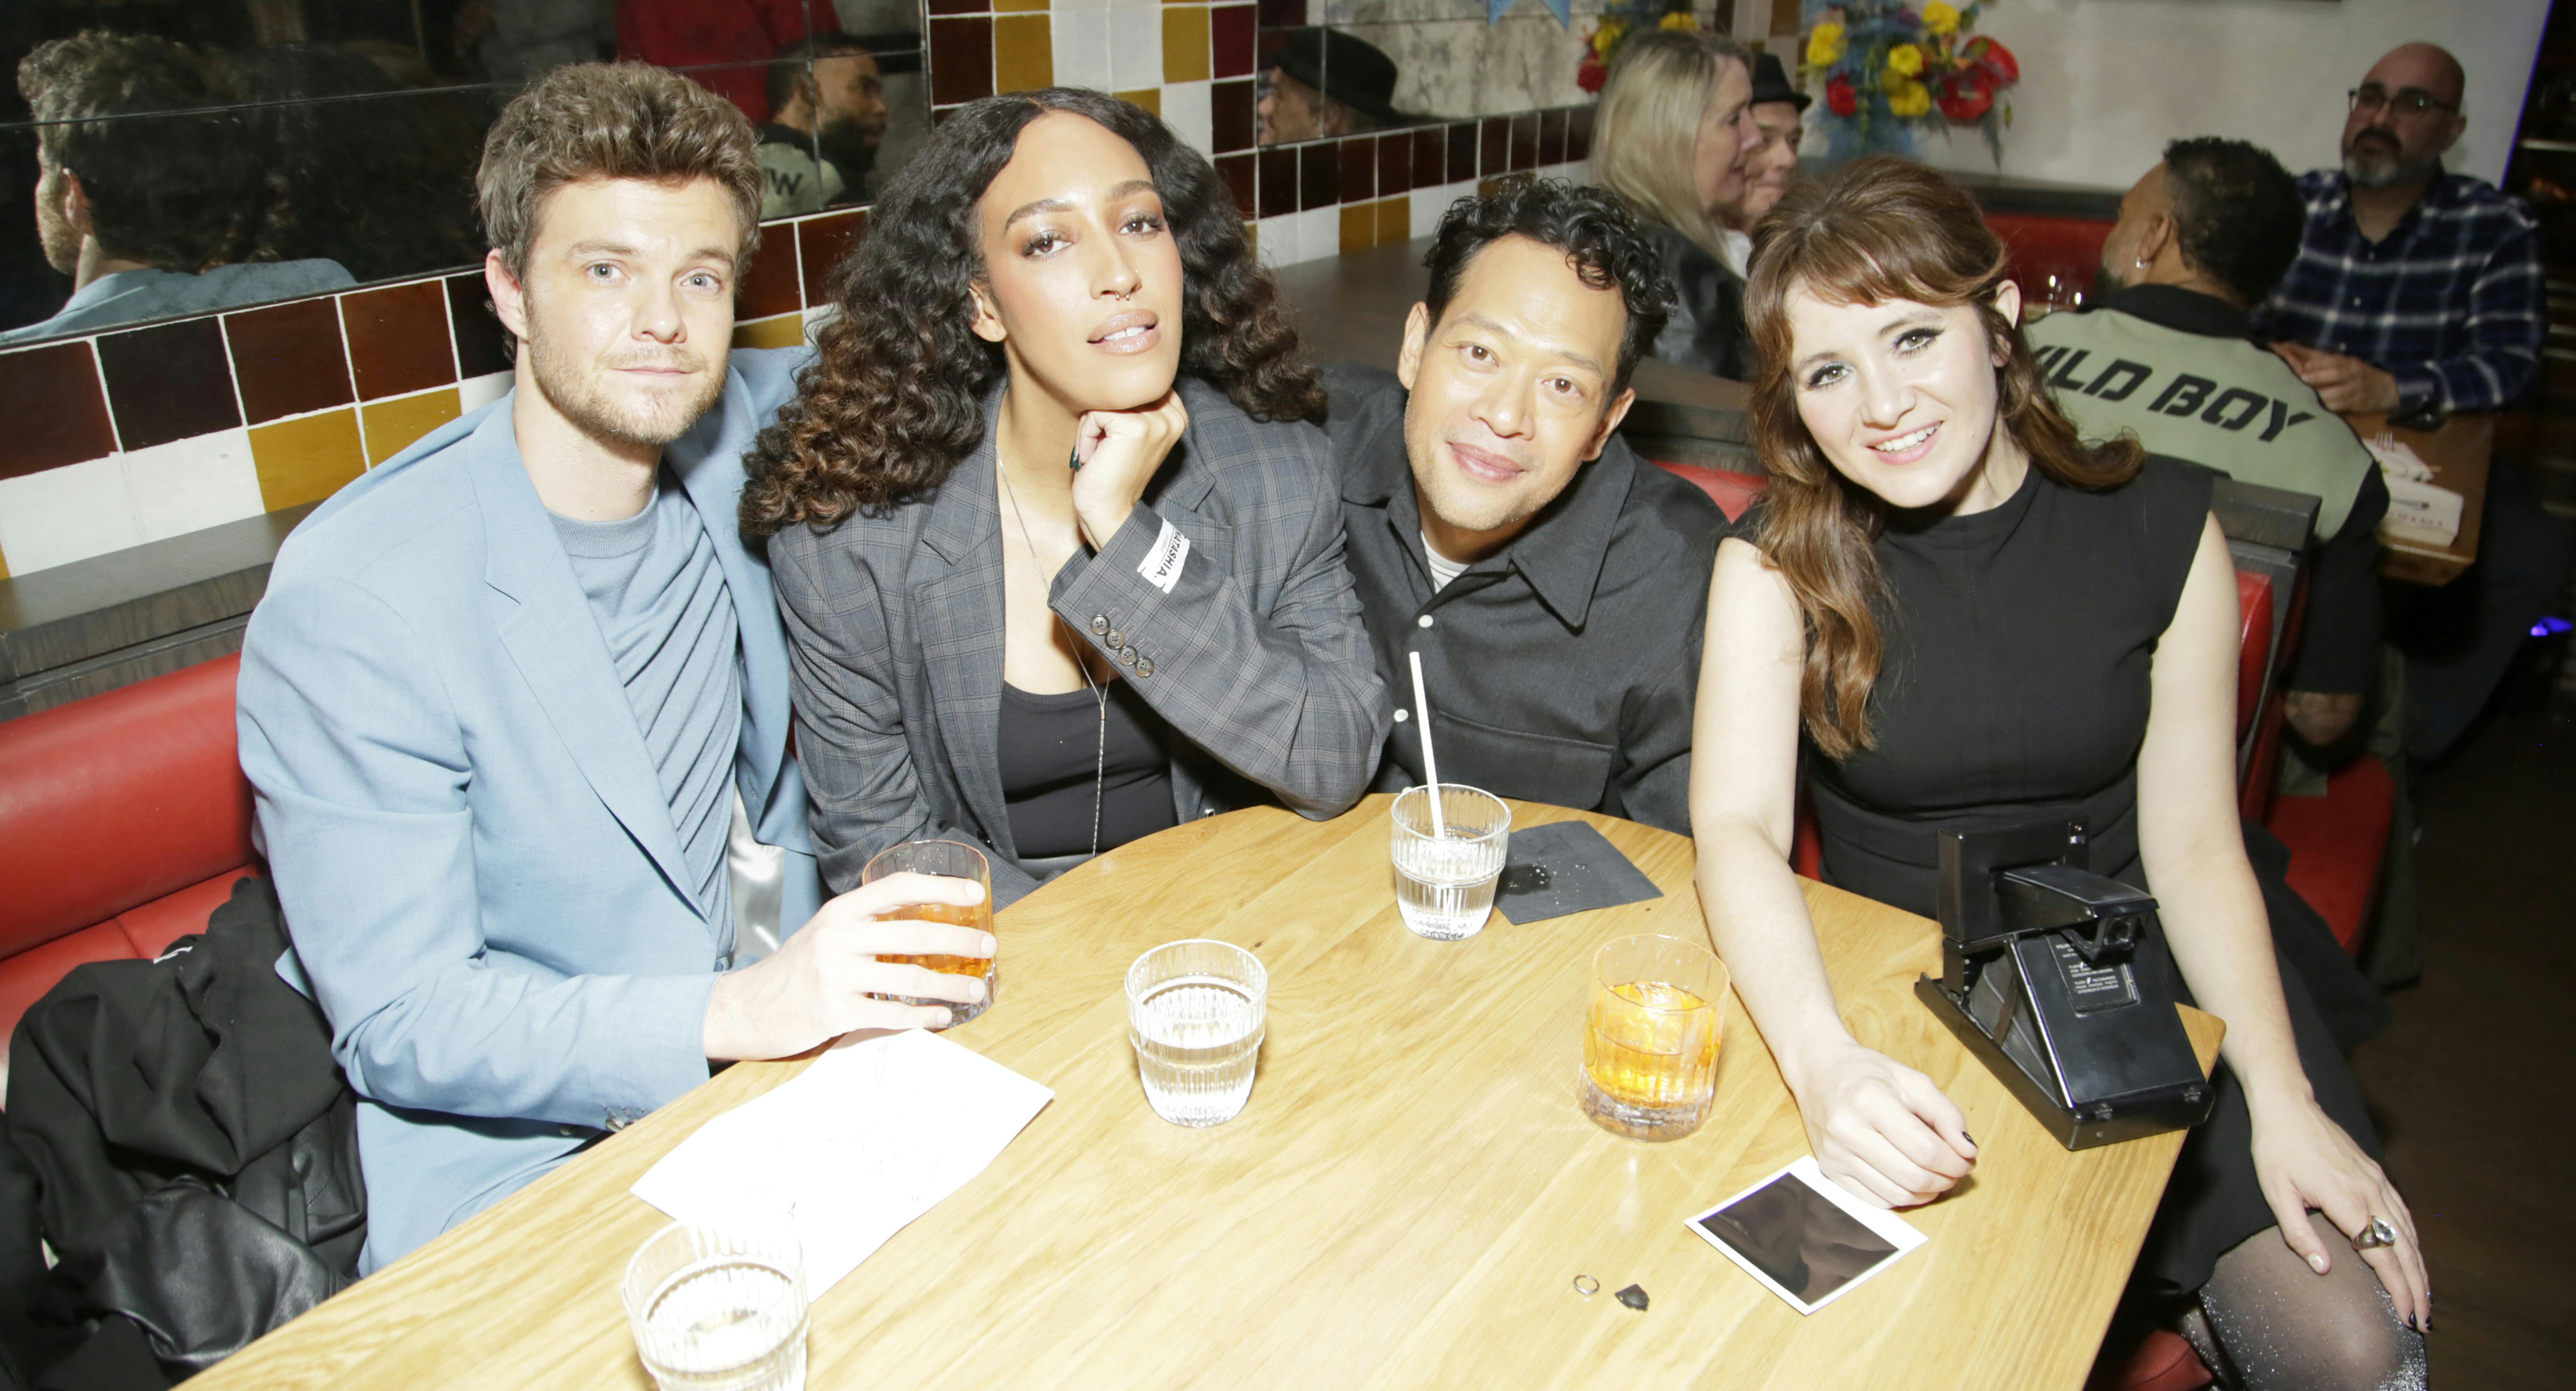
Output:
[1377, 196, 1410, 248]
[1114, 87, 1162, 117]
[1340, 202, 1378, 254]
[731, 313, 806, 350]
[361, 387, 462, 466]
[249, 408, 366, 511]
[1243, 223, 1256, 257]
[994, 14, 1053, 95]
[0, 541, 10, 580]
[995, 0, 1050, 10]
[1161, 6, 1210, 84]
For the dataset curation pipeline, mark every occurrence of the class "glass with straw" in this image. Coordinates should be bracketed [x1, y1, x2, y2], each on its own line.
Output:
[1390, 651, 1511, 940]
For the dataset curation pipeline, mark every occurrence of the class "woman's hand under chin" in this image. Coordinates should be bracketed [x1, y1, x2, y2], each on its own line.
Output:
[1070, 390, 1191, 549]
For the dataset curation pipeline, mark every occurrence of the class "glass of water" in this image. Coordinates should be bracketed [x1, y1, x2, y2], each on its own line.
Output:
[621, 1221, 808, 1391]
[1126, 939, 1267, 1127]
[1390, 784, 1511, 941]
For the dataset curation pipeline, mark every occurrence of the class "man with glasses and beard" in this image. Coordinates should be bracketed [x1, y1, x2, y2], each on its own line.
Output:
[757, 33, 893, 216]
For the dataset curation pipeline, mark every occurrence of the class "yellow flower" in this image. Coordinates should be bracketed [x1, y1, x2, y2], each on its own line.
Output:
[1921, 2, 1960, 36]
[1806, 22, 1846, 67]
[1591, 20, 1624, 56]
[1659, 11, 1695, 30]
[1885, 43, 1924, 78]
[1885, 75, 1932, 118]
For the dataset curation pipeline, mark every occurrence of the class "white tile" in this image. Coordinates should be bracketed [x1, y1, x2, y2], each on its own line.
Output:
[1106, 0, 1159, 12]
[1053, 0, 1109, 11]
[1108, 11, 1163, 90]
[1253, 213, 1299, 270]
[1051, 9, 1113, 92]
[456, 370, 513, 415]
[1163, 81, 1213, 156]
[1289, 206, 1341, 266]
[0, 455, 145, 576]
[120, 428, 264, 542]
[1413, 180, 1477, 240]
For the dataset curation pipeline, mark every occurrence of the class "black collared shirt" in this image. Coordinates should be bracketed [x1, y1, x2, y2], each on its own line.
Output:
[1320, 365, 1731, 833]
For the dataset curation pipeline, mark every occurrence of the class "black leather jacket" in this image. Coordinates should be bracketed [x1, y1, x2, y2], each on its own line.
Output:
[1641, 223, 1753, 381]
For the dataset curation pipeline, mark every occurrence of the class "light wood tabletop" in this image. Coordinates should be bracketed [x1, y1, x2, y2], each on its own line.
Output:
[2348, 410, 2495, 586]
[187, 797, 2218, 1391]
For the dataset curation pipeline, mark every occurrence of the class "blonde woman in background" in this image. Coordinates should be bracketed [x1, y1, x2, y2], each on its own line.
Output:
[1590, 27, 1760, 379]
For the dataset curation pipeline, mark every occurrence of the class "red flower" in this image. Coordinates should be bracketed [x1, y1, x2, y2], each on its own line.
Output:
[1963, 36, 2019, 84]
[1578, 52, 1608, 94]
[1826, 74, 1857, 117]
[1937, 70, 1994, 121]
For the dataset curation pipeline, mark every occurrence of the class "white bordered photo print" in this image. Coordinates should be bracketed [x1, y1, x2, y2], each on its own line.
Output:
[1684, 1155, 1929, 1315]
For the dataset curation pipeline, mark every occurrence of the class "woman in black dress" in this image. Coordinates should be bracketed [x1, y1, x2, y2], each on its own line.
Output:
[1689, 158, 2426, 1388]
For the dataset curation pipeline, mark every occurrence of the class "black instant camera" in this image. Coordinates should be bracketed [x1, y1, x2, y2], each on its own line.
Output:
[1913, 820, 2215, 1150]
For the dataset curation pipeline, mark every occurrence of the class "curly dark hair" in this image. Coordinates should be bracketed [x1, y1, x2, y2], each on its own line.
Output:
[2161, 136, 2307, 307]
[1421, 178, 1674, 395]
[741, 88, 1324, 538]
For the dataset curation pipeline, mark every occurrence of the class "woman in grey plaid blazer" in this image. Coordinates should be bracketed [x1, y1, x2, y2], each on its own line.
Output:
[743, 89, 1392, 908]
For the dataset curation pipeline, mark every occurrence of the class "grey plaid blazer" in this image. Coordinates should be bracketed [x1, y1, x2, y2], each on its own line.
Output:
[769, 377, 1392, 908]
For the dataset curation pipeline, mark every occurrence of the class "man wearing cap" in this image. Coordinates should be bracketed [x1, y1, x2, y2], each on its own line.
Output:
[1733, 52, 1807, 230]
[1259, 27, 1406, 145]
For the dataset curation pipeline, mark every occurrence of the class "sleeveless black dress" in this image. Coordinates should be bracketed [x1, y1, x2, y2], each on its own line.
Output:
[1790, 456, 2390, 1297]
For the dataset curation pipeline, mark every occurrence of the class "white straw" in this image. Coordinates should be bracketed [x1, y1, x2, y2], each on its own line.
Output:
[1408, 649, 1446, 839]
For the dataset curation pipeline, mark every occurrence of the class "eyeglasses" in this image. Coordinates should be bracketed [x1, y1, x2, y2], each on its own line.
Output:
[2348, 84, 2458, 120]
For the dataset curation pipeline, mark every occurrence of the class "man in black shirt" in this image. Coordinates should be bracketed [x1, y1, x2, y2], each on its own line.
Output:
[1324, 181, 1726, 834]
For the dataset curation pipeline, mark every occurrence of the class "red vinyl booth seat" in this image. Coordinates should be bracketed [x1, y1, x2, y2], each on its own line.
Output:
[0, 654, 259, 1054]
[1651, 460, 1766, 523]
[1985, 212, 2116, 301]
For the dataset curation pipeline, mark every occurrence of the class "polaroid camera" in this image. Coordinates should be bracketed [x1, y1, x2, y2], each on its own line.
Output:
[1913, 820, 2214, 1150]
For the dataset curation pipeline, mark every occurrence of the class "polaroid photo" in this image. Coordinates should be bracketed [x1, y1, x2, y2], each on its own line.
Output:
[1684, 1155, 1928, 1315]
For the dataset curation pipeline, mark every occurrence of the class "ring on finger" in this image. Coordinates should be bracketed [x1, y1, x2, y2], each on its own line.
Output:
[2352, 1216, 2399, 1251]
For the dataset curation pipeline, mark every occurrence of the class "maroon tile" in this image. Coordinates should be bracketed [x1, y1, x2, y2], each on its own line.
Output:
[0, 341, 116, 481]
[223, 297, 353, 426]
[797, 209, 869, 308]
[1257, 147, 1297, 219]
[1479, 118, 1507, 179]
[1212, 79, 1256, 154]
[1376, 131, 1413, 195]
[1256, 0, 1306, 29]
[1298, 142, 1340, 211]
[1568, 105, 1595, 163]
[1509, 113, 1540, 172]
[1216, 153, 1256, 222]
[929, 17, 993, 107]
[1211, 4, 1258, 80]
[447, 273, 514, 380]
[928, 0, 984, 14]
[1256, 28, 1288, 71]
[1540, 108, 1568, 166]
[1449, 122, 1479, 182]
[738, 230, 803, 320]
[96, 318, 240, 453]
[1338, 136, 1376, 202]
[1413, 126, 1446, 187]
[341, 280, 457, 401]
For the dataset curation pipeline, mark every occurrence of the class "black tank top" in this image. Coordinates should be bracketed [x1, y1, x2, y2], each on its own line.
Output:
[998, 678, 1178, 859]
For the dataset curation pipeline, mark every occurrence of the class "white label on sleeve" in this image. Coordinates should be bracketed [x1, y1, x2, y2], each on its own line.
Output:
[1138, 517, 1190, 595]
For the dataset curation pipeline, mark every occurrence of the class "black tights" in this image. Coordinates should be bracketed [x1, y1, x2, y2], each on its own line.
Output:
[2181, 1226, 2427, 1390]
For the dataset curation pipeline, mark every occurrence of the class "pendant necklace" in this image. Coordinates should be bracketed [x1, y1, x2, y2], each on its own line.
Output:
[998, 450, 1107, 858]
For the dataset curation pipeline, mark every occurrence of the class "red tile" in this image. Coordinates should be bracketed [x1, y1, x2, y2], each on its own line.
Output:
[1211, 5, 1257, 80]
[738, 229, 803, 320]
[1257, 147, 1298, 219]
[1257, 0, 1305, 27]
[1257, 28, 1288, 71]
[1509, 113, 1539, 172]
[928, 0, 984, 13]
[447, 273, 514, 380]
[1211, 78, 1256, 154]
[1540, 108, 1568, 167]
[1450, 122, 1480, 182]
[1298, 142, 1340, 211]
[1413, 127, 1446, 187]
[1338, 136, 1376, 202]
[341, 280, 456, 401]
[797, 209, 869, 308]
[930, 18, 994, 107]
[1216, 153, 1256, 222]
[224, 297, 353, 426]
[1568, 106, 1595, 163]
[0, 341, 117, 481]
[97, 318, 239, 452]
[1376, 131, 1413, 195]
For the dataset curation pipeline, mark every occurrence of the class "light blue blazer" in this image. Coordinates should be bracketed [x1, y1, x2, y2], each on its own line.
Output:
[237, 348, 824, 1273]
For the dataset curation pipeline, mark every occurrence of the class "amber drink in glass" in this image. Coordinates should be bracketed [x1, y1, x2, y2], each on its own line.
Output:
[860, 839, 996, 1025]
[1580, 934, 1727, 1141]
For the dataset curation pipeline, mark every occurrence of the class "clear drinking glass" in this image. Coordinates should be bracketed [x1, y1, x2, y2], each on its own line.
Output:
[861, 839, 997, 1025]
[621, 1222, 808, 1391]
[1390, 784, 1511, 941]
[1126, 939, 1267, 1127]
[1579, 934, 1729, 1142]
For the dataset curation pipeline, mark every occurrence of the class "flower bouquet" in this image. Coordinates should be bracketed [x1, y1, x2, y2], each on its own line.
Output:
[1804, 1, 2019, 162]
[1578, 0, 1702, 96]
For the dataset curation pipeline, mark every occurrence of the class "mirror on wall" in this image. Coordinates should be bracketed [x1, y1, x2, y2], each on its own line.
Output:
[0, 0, 930, 342]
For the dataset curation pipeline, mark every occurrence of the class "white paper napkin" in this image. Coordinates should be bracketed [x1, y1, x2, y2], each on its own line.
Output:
[631, 1028, 1054, 1292]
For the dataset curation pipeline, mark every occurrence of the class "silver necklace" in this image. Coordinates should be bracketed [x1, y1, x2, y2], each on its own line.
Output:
[997, 452, 1108, 858]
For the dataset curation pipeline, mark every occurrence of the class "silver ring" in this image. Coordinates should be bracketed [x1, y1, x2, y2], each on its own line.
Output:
[2352, 1216, 2398, 1251]
[1573, 1275, 1600, 1296]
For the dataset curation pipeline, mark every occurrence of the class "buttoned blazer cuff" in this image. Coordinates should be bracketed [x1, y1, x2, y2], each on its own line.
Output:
[1049, 502, 1194, 676]
[605, 970, 725, 1126]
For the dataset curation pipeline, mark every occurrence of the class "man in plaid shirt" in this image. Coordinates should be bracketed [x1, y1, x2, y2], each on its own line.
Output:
[2252, 42, 2545, 420]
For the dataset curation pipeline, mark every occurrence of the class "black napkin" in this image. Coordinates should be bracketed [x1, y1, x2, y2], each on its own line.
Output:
[1494, 821, 1664, 925]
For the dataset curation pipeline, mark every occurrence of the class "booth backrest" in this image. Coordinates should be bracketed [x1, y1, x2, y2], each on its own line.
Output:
[1650, 460, 1767, 524]
[1985, 212, 2115, 302]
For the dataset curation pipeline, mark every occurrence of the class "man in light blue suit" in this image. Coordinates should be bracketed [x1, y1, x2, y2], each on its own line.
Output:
[237, 63, 992, 1274]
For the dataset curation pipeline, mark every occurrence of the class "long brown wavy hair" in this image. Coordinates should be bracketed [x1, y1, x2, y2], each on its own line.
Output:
[1744, 156, 2143, 759]
[740, 89, 1325, 538]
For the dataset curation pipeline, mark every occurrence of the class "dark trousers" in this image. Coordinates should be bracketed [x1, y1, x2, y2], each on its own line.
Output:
[2389, 461, 2573, 761]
